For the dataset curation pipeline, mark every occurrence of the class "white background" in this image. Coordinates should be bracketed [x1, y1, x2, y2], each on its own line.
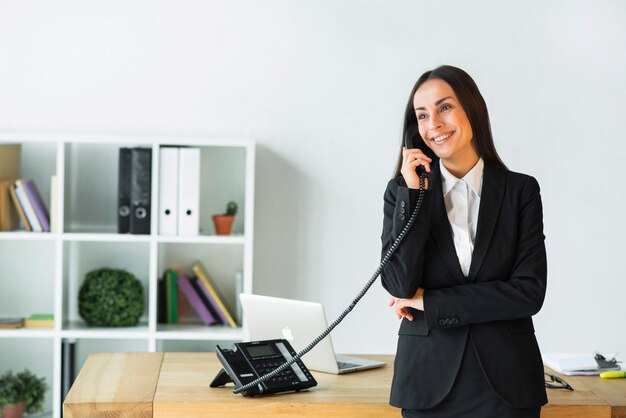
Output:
[1, 0, 625, 358]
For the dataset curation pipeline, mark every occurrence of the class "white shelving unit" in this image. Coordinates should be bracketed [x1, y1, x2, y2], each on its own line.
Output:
[0, 133, 255, 418]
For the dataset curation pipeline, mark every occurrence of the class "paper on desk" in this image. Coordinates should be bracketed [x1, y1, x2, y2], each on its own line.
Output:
[543, 353, 621, 376]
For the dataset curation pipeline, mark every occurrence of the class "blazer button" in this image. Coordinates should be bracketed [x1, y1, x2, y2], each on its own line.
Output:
[452, 318, 459, 325]
[401, 201, 406, 208]
[400, 208, 406, 214]
[399, 214, 405, 221]
[438, 319, 445, 326]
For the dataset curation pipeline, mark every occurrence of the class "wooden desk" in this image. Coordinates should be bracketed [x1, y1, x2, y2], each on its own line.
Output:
[64, 353, 626, 418]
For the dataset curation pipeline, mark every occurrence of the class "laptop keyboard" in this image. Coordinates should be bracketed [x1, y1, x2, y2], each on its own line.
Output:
[337, 361, 360, 370]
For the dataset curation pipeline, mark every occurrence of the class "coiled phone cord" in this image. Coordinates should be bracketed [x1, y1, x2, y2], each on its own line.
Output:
[234, 173, 428, 395]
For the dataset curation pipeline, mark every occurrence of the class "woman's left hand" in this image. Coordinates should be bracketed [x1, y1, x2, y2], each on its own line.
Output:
[389, 288, 425, 321]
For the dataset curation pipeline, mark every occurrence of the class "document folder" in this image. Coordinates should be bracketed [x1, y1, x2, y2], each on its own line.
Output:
[130, 147, 152, 234]
[158, 147, 179, 235]
[177, 148, 200, 236]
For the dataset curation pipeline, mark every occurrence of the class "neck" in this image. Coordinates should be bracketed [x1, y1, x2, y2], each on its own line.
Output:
[442, 154, 480, 179]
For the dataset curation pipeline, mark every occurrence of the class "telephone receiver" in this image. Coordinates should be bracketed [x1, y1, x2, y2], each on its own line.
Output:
[213, 130, 430, 397]
[405, 128, 428, 177]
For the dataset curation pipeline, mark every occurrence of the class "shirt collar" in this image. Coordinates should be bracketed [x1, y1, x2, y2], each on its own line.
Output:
[440, 157, 484, 198]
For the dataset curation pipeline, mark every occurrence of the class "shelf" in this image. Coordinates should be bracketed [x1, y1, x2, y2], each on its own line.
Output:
[62, 320, 150, 339]
[1, 134, 255, 418]
[156, 234, 246, 244]
[62, 232, 152, 242]
[0, 231, 58, 240]
[156, 323, 244, 340]
[0, 328, 56, 338]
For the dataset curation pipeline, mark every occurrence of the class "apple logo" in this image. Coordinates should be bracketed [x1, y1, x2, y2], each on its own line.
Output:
[282, 325, 294, 341]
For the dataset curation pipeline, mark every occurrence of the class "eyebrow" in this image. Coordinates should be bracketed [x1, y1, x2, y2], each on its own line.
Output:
[415, 96, 453, 111]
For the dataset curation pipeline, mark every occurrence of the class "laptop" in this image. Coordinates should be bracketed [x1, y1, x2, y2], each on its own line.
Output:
[239, 293, 386, 374]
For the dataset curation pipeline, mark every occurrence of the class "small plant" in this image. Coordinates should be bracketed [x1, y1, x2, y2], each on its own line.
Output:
[225, 201, 238, 216]
[79, 268, 144, 327]
[213, 201, 238, 235]
[0, 369, 47, 416]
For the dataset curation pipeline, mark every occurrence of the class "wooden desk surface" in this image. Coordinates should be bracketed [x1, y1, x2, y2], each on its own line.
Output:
[64, 352, 626, 418]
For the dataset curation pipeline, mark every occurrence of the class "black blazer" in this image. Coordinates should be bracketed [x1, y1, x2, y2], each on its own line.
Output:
[380, 161, 548, 410]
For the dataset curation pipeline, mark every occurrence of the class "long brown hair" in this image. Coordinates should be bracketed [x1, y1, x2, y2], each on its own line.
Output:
[393, 65, 507, 177]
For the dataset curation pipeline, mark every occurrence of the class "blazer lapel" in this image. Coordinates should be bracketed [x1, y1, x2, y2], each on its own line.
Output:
[467, 163, 507, 282]
[429, 163, 466, 284]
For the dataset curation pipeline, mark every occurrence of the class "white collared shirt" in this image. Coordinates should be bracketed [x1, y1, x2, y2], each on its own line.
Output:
[440, 158, 484, 277]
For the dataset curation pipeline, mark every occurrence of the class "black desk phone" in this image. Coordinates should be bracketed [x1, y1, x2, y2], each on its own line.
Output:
[210, 339, 317, 396]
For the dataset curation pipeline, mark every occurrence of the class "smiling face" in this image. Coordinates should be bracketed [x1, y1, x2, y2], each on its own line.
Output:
[413, 78, 478, 171]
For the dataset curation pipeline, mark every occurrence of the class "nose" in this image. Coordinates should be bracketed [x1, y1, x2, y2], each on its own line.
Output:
[429, 114, 443, 130]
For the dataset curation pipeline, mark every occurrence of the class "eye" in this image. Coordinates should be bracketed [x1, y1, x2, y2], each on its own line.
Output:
[417, 113, 427, 120]
[440, 103, 453, 112]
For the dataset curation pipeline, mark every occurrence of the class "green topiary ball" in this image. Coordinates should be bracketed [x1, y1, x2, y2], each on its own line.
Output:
[78, 268, 144, 327]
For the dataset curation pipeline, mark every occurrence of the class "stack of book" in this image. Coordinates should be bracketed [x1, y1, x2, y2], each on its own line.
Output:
[0, 143, 54, 233]
[0, 314, 54, 329]
[0, 179, 52, 232]
[158, 262, 242, 328]
[0, 318, 25, 329]
[25, 313, 54, 328]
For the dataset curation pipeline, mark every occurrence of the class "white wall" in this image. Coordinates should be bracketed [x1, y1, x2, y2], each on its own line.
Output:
[1, 0, 625, 357]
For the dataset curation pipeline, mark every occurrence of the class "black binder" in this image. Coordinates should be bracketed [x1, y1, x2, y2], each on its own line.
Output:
[117, 148, 131, 233]
[130, 147, 152, 234]
[61, 339, 76, 413]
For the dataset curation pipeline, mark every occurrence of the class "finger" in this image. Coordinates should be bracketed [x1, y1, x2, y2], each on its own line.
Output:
[403, 149, 433, 162]
[396, 307, 414, 322]
[408, 159, 431, 173]
[403, 153, 433, 171]
[403, 148, 427, 161]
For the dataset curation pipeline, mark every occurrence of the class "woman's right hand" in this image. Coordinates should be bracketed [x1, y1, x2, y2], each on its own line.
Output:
[400, 147, 432, 189]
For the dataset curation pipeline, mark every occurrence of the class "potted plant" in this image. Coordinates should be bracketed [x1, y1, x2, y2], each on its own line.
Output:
[212, 201, 237, 235]
[0, 370, 47, 418]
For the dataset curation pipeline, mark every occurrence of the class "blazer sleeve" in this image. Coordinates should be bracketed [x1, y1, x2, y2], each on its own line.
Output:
[423, 176, 547, 330]
[380, 178, 433, 298]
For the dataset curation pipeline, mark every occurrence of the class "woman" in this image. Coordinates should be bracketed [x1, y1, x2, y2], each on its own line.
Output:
[381, 65, 548, 417]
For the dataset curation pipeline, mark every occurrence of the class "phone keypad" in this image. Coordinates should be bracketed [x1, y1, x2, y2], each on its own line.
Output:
[256, 360, 297, 383]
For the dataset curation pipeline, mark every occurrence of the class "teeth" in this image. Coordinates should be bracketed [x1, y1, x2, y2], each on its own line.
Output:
[433, 133, 452, 143]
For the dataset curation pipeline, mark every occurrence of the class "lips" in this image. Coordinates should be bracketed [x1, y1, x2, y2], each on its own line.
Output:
[430, 131, 454, 144]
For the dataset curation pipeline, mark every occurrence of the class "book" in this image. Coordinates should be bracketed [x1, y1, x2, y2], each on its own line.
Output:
[165, 270, 178, 324]
[14, 180, 42, 232]
[0, 144, 20, 181]
[157, 275, 167, 324]
[177, 276, 219, 325]
[130, 147, 152, 234]
[8, 182, 31, 231]
[20, 179, 50, 232]
[0, 180, 18, 231]
[50, 175, 58, 233]
[0, 317, 24, 329]
[193, 262, 237, 328]
[189, 277, 223, 325]
[24, 313, 54, 328]
[0, 144, 21, 231]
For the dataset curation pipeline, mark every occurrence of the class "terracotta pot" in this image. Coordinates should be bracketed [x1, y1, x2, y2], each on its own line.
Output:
[212, 215, 234, 235]
[2, 403, 25, 418]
